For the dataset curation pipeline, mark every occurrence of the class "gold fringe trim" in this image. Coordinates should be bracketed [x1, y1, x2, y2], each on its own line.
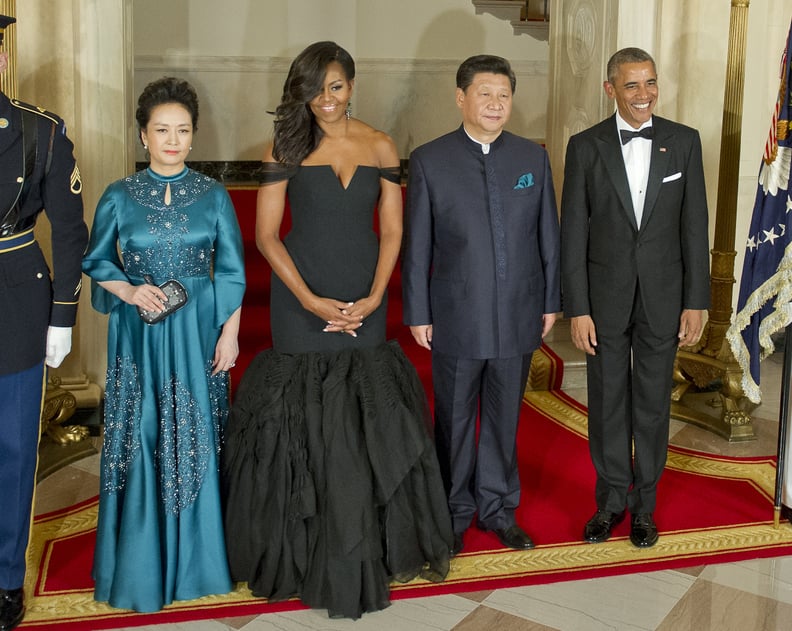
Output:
[726, 240, 792, 404]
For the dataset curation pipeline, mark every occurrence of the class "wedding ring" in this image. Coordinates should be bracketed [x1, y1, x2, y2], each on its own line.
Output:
[230, 363, 236, 367]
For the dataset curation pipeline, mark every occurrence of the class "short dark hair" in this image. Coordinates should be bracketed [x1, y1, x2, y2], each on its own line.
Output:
[456, 55, 516, 94]
[606, 48, 656, 84]
[136, 77, 200, 135]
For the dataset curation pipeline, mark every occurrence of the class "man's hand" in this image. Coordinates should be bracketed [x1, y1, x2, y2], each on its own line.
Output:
[45, 326, 72, 368]
[570, 315, 598, 356]
[678, 309, 706, 347]
[542, 313, 558, 338]
[410, 324, 433, 350]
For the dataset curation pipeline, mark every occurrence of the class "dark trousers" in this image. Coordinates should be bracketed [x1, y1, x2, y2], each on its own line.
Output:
[586, 293, 678, 515]
[0, 361, 45, 588]
[432, 351, 532, 533]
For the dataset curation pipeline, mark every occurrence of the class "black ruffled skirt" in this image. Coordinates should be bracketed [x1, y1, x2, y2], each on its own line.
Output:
[221, 340, 453, 619]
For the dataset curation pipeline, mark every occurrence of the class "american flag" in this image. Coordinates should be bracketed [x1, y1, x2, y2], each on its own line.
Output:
[727, 17, 792, 404]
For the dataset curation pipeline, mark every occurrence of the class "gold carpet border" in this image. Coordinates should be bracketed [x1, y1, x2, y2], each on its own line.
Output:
[526, 343, 562, 392]
[21, 382, 788, 626]
[24, 501, 792, 625]
[24, 520, 792, 626]
[404, 521, 792, 588]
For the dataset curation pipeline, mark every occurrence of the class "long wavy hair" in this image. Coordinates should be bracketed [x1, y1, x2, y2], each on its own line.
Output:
[272, 41, 355, 165]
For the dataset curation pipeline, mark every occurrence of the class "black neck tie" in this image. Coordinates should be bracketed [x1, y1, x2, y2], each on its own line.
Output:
[620, 127, 654, 144]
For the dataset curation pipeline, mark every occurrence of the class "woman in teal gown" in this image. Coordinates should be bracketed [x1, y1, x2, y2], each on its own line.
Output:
[83, 77, 245, 612]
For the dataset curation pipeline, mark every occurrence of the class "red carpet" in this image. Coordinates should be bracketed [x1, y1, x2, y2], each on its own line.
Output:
[19, 187, 792, 629]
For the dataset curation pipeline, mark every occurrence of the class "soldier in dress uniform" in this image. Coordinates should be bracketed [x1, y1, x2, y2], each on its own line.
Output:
[0, 15, 87, 631]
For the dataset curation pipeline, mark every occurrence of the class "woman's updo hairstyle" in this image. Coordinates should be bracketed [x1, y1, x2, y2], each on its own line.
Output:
[136, 76, 200, 143]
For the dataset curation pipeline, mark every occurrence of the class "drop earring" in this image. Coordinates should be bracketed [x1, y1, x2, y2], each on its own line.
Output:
[345, 101, 351, 120]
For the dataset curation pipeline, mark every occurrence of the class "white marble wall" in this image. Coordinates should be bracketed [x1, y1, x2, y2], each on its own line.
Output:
[132, 0, 551, 162]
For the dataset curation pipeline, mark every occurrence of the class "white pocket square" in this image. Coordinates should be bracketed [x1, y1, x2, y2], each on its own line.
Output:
[662, 172, 682, 183]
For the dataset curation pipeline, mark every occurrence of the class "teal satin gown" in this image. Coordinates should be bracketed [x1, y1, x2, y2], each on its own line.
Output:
[82, 167, 245, 612]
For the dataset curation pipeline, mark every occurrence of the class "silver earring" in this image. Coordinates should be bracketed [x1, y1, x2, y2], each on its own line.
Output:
[345, 101, 351, 120]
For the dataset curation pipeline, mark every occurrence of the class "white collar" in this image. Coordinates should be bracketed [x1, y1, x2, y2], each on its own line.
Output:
[463, 125, 493, 154]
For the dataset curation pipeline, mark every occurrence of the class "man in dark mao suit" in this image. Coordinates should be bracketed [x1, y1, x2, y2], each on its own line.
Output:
[403, 55, 561, 556]
[561, 47, 710, 548]
[0, 15, 87, 631]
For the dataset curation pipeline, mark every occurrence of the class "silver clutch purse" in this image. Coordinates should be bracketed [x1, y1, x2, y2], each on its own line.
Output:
[137, 274, 188, 324]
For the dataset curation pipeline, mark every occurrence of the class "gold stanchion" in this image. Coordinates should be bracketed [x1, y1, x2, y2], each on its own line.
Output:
[671, 0, 757, 441]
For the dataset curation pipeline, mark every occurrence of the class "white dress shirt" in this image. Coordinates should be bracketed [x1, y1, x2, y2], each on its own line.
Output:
[616, 112, 653, 229]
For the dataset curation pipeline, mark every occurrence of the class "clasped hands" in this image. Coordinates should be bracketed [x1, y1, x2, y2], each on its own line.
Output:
[315, 296, 375, 338]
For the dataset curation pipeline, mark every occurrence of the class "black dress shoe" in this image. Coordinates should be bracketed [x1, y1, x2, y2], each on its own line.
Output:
[0, 587, 25, 631]
[492, 524, 535, 550]
[583, 510, 625, 543]
[451, 533, 464, 557]
[630, 513, 659, 548]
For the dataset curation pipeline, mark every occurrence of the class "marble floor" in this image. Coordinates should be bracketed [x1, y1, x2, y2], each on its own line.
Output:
[32, 332, 792, 631]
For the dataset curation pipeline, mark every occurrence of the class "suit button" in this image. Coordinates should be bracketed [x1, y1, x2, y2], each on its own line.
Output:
[37, 272, 43, 278]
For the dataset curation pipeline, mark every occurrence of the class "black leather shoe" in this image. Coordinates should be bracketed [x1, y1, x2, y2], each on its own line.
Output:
[0, 587, 25, 631]
[492, 524, 535, 550]
[583, 510, 625, 543]
[451, 533, 464, 557]
[630, 513, 659, 548]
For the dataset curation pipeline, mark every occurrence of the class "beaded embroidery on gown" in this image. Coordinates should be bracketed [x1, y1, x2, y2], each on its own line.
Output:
[83, 168, 246, 612]
[221, 164, 453, 619]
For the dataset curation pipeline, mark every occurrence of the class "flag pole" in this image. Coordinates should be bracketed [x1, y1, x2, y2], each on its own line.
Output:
[775, 324, 792, 527]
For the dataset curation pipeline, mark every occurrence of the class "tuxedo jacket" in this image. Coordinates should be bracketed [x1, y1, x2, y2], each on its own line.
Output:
[403, 126, 561, 359]
[0, 92, 87, 375]
[560, 115, 710, 337]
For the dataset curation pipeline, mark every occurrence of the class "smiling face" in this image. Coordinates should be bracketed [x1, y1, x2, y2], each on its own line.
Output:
[309, 61, 353, 126]
[140, 102, 193, 176]
[604, 60, 658, 129]
[456, 72, 513, 143]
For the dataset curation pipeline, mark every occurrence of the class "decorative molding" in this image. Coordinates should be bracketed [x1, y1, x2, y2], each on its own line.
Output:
[565, 0, 596, 77]
[511, 20, 550, 41]
[135, 54, 548, 77]
[473, 0, 550, 39]
[472, 0, 524, 21]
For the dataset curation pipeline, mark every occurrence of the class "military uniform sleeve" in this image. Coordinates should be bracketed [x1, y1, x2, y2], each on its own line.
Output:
[42, 118, 88, 327]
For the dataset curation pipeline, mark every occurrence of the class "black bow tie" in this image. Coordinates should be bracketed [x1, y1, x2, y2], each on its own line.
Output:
[620, 127, 654, 144]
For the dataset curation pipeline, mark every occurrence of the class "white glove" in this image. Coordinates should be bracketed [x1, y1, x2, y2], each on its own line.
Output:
[45, 326, 73, 368]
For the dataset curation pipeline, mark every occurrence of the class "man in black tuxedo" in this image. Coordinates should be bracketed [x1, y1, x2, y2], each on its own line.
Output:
[0, 15, 87, 630]
[403, 55, 561, 555]
[561, 47, 710, 548]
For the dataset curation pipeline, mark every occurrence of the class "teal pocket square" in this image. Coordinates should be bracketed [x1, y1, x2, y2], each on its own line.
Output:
[514, 173, 534, 189]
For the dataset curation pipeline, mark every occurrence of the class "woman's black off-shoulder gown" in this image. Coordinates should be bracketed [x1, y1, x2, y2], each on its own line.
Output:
[221, 164, 453, 619]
